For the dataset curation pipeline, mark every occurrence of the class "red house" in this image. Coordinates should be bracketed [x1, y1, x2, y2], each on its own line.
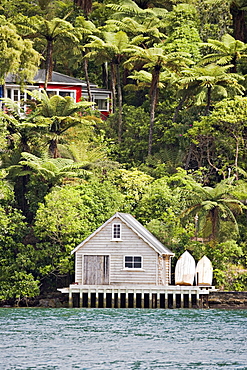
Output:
[4, 69, 112, 118]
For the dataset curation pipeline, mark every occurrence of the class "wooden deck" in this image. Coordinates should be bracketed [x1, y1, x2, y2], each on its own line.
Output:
[58, 284, 215, 309]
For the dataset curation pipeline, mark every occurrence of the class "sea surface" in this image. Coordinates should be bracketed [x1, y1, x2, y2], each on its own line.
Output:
[0, 308, 246, 370]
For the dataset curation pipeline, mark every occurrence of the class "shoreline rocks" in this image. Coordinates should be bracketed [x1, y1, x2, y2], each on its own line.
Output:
[208, 291, 247, 309]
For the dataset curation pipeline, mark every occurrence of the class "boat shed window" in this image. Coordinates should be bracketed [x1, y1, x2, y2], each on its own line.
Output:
[112, 223, 121, 240]
[125, 256, 142, 269]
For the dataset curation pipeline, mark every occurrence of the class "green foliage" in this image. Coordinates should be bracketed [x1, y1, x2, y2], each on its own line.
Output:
[106, 104, 150, 164]
[181, 177, 247, 243]
[188, 96, 247, 176]
[134, 175, 182, 222]
[0, 16, 40, 84]
[33, 181, 124, 276]
[0, 205, 40, 302]
[164, 4, 202, 62]
[27, 89, 95, 158]
[146, 212, 194, 255]
[112, 167, 153, 212]
[202, 239, 247, 290]
[200, 33, 247, 69]
[195, 0, 232, 42]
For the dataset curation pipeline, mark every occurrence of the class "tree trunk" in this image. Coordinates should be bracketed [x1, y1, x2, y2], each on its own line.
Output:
[49, 138, 60, 158]
[110, 62, 117, 113]
[231, 54, 237, 73]
[230, 6, 247, 42]
[148, 69, 159, 156]
[210, 207, 219, 243]
[14, 174, 33, 222]
[74, 0, 93, 16]
[83, 57, 92, 102]
[44, 39, 53, 90]
[205, 86, 212, 115]
[234, 134, 239, 180]
[173, 94, 188, 122]
[102, 62, 109, 89]
[116, 62, 123, 143]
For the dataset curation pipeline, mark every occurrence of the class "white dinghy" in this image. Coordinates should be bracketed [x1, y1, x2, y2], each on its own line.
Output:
[175, 250, 196, 286]
[196, 255, 213, 286]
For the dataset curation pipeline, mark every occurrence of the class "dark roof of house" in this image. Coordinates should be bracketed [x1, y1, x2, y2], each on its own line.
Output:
[35, 70, 98, 87]
[72, 212, 174, 256]
[6, 69, 97, 87]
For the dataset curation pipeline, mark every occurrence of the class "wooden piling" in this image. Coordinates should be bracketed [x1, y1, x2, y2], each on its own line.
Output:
[118, 290, 121, 308]
[125, 290, 128, 308]
[133, 290, 137, 308]
[197, 292, 200, 308]
[95, 290, 99, 308]
[79, 290, 83, 308]
[103, 290, 106, 308]
[69, 290, 73, 308]
[181, 293, 184, 308]
[173, 293, 176, 308]
[157, 293, 160, 309]
[141, 291, 144, 308]
[88, 290, 91, 308]
[189, 293, 192, 308]
[59, 285, 211, 310]
[164, 292, 168, 308]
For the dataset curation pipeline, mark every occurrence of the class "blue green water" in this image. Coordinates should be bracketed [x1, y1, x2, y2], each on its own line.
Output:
[0, 308, 246, 369]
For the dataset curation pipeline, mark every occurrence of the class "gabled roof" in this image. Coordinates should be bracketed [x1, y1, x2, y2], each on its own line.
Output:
[71, 212, 174, 256]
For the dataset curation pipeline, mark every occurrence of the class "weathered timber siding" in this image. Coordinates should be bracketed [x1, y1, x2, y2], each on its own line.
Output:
[83, 255, 109, 285]
[75, 217, 159, 285]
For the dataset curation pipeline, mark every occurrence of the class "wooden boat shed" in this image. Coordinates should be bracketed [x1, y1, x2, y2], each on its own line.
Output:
[58, 212, 212, 308]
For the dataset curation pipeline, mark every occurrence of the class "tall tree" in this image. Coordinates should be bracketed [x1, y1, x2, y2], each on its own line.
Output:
[0, 98, 48, 219]
[177, 63, 244, 116]
[28, 90, 94, 158]
[0, 16, 40, 89]
[75, 16, 99, 102]
[200, 33, 247, 72]
[85, 30, 132, 142]
[21, 16, 79, 89]
[125, 45, 192, 155]
[181, 178, 246, 243]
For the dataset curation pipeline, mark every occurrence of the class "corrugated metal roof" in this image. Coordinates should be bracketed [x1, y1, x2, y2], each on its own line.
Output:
[72, 212, 174, 256]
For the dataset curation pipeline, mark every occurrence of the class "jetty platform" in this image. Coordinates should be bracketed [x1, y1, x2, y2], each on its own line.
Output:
[58, 284, 215, 309]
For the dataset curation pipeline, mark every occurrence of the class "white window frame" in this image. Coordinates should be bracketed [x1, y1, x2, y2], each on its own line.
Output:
[45, 89, 76, 101]
[124, 255, 143, 270]
[112, 223, 121, 240]
[92, 94, 110, 112]
[7, 88, 30, 103]
[6, 87, 37, 113]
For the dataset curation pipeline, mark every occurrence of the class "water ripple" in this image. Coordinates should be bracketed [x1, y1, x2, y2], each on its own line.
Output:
[0, 308, 246, 369]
